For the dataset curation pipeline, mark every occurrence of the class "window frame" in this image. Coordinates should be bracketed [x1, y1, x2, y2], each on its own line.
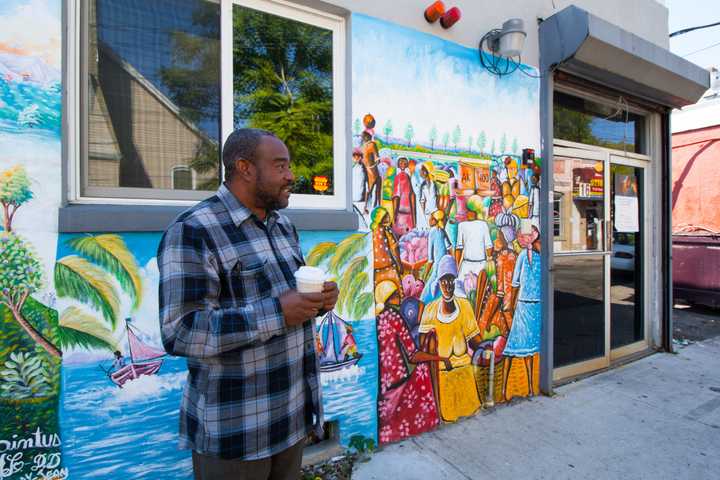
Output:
[66, 0, 347, 210]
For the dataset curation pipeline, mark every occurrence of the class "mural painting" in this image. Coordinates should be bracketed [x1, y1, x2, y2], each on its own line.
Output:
[0, 2, 544, 477]
[0, 1, 65, 478]
[350, 14, 542, 444]
[53, 230, 378, 479]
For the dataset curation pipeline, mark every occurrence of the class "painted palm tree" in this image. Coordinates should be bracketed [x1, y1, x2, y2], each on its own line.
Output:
[305, 233, 373, 320]
[54, 234, 142, 352]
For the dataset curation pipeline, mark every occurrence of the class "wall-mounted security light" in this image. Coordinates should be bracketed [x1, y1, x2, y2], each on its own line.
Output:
[490, 19, 526, 57]
[479, 18, 529, 76]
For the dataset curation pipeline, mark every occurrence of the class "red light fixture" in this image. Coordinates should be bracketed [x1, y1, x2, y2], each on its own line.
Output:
[440, 6, 461, 29]
[424, 1, 445, 23]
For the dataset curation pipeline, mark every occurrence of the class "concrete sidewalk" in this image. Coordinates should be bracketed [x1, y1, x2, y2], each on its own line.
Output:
[353, 338, 720, 480]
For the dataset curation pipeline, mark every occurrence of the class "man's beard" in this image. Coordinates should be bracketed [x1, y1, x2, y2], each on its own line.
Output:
[256, 177, 291, 211]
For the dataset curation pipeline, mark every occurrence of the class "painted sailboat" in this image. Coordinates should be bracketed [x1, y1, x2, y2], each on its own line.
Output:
[109, 319, 166, 387]
[317, 311, 362, 372]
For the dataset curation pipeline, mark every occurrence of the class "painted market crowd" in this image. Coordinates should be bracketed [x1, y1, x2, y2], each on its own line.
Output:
[347, 114, 542, 444]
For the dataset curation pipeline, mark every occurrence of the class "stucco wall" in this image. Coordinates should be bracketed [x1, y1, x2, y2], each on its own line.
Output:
[320, 0, 669, 67]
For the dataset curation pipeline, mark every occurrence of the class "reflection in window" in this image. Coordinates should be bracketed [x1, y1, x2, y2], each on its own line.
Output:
[86, 0, 221, 195]
[554, 91, 645, 154]
[172, 166, 194, 190]
[553, 156, 605, 252]
[233, 4, 334, 195]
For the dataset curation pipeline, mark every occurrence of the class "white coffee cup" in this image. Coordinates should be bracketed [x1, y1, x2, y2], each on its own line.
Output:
[294, 266, 327, 293]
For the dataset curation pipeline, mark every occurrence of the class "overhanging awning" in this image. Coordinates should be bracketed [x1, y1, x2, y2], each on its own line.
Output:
[539, 6, 710, 108]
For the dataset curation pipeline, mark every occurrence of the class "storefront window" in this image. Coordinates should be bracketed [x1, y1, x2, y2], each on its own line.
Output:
[80, 0, 345, 205]
[85, 0, 221, 198]
[233, 4, 334, 195]
[554, 91, 646, 154]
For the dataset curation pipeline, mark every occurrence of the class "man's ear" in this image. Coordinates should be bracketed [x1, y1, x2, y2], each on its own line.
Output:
[235, 158, 253, 181]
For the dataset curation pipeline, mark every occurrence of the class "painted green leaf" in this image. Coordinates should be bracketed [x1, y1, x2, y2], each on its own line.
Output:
[305, 242, 336, 267]
[54, 256, 120, 328]
[352, 292, 374, 320]
[336, 256, 368, 315]
[328, 233, 367, 275]
[56, 306, 117, 351]
[68, 234, 143, 310]
[342, 272, 368, 318]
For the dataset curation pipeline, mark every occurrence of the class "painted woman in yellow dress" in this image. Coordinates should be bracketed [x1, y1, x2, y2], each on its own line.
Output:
[419, 255, 484, 422]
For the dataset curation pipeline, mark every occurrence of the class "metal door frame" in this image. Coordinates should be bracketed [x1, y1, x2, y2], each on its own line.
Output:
[608, 154, 651, 361]
[551, 141, 651, 382]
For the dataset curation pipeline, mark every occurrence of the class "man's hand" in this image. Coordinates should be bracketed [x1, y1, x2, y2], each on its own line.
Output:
[321, 281, 339, 312]
[280, 290, 324, 327]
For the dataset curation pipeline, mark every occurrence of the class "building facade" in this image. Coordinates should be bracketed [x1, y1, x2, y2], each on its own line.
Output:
[0, 0, 707, 478]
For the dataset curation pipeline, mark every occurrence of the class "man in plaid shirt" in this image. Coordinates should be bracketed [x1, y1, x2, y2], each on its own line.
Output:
[158, 128, 338, 480]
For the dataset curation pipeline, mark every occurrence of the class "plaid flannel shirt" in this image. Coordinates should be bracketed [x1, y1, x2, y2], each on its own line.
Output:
[158, 184, 322, 460]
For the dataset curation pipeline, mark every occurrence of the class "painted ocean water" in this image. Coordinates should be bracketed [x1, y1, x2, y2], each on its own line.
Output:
[60, 319, 378, 479]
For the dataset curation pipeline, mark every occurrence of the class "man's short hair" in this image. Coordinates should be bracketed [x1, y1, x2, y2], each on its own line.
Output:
[222, 128, 277, 181]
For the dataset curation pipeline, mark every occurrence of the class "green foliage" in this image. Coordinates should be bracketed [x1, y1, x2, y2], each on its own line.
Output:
[403, 123, 414, 146]
[157, 3, 222, 189]
[353, 118, 362, 136]
[0, 233, 43, 304]
[376, 141, 489, 160]
[328, 233, 367, 276]
[159, 3, 220, 125]
[428, 126, 438, 148]
[232, 7, 334, 194]
[348, 434, 376, 454]
[477, 131, 487, 153]
[336, 257, 368, 313]
[55, 306, 117, 352]
[190, 141, 221, 191]
[0, 298, 57, 360]
[343, 272, 369, 317]
[0, 351, 53, 399]
[452, 125, 462, 149]
[500, 133, 507, 154]
[352, 292, 374, 320]
[308, 234, 372, 320]
[0, 394, 60, 479]
[0, 166, 33, 229]
[54, 256, 120, 327]
[382, 120, 393, 142]
[305, 242, 337, 267]
[68, 234, 143, 310]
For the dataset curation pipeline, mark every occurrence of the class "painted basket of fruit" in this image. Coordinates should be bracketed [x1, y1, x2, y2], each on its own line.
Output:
[399, 230, 429, 275]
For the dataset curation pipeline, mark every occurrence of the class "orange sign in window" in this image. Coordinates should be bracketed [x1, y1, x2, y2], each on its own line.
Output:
[313, 175, 330, 192]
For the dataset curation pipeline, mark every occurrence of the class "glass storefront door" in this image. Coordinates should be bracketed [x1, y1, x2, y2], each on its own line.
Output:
[610, 156, 646, 357]
[552, 143, 648, 380]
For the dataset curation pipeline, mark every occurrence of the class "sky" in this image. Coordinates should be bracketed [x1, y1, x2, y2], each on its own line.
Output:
[0, 0, 61, 69]
[668, 0, 720, 69]
[351, 14, 540, 153]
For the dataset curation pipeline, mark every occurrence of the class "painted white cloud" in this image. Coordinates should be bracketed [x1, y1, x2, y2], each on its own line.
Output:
[0, 0, 61, 68]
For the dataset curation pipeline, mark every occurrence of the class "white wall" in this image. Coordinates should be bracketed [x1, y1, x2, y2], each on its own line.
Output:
[318, 0, 670, 67]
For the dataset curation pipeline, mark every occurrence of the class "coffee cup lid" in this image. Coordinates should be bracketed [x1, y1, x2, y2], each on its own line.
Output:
[294, 265, 327, 282]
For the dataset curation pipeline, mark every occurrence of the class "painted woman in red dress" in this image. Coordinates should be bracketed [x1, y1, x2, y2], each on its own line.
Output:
[375, 280, 447, 444]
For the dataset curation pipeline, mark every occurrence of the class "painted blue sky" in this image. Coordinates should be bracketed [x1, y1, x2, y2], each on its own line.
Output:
[352, 14, 540, 152]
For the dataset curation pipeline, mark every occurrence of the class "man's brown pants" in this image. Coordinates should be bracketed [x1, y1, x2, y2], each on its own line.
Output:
[192, 440, 304, 480]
